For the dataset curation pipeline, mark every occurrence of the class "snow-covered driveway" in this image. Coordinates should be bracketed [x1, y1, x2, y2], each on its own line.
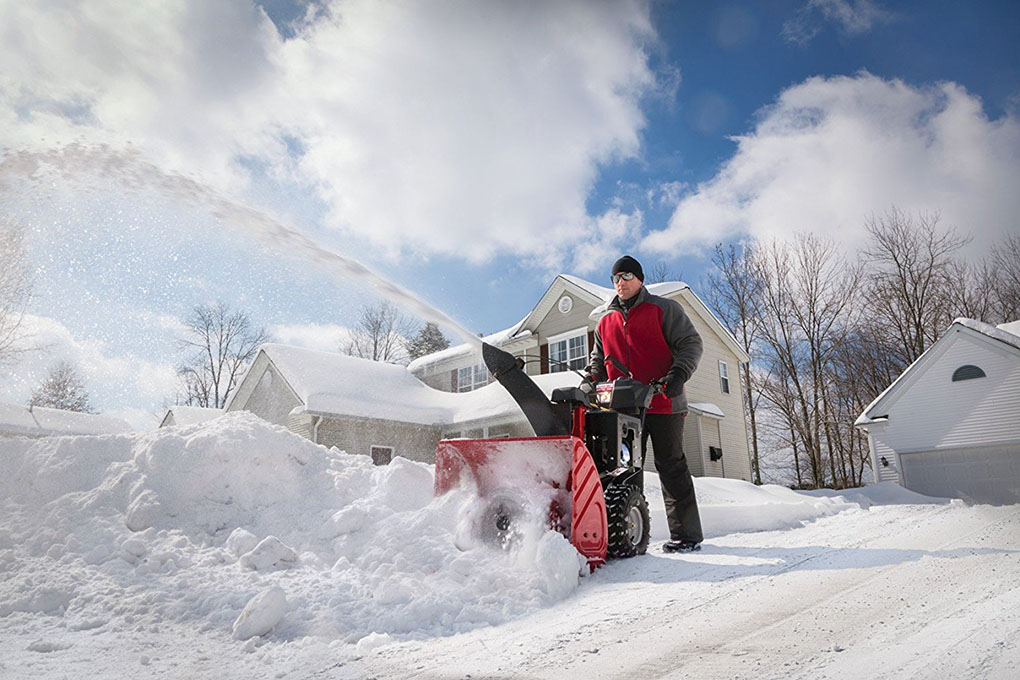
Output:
[332, 499, 1020, 679]
[2, 414, 1017, 679]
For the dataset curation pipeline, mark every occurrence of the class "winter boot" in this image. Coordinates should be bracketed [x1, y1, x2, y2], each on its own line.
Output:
[663, 540, 701, 553]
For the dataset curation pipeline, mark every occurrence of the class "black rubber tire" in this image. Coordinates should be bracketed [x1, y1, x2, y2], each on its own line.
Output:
[605, 484, 650, 558]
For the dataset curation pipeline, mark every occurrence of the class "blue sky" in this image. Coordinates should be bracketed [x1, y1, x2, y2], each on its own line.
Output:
[1, 0, 1018, 427]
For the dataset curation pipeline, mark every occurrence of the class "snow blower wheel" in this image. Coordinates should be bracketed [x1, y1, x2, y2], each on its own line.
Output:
[605, 484, 650, 558]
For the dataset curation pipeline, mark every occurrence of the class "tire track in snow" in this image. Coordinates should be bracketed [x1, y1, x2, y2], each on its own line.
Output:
[636, 504, 1020, 680]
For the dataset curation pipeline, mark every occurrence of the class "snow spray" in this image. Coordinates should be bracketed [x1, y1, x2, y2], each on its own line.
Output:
[0, 143, 481, 347]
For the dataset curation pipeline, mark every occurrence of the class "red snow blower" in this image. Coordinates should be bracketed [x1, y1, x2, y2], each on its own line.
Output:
[434, 343, 653, 569]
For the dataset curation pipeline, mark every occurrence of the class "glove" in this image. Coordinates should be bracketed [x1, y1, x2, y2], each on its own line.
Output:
[579, 374, 596, 395]
[659, 377, 684, 398]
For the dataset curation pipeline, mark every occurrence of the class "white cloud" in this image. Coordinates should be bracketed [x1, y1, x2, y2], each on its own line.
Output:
[643, 73, 1020, 258]
[0, 314, 179, 413]
[270, 322, 347, 353]
[569, 207, 645, 275]
[0, 0, 658, 267]
[783, 0, 896, 45]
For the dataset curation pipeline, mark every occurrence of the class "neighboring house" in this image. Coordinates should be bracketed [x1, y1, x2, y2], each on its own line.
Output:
[225, 343, 581, 465]
[0, 401, 133, 439]
[855, 318, 1020, 505]
[409, 275, 753, 482]
[159, 406, 223, 428]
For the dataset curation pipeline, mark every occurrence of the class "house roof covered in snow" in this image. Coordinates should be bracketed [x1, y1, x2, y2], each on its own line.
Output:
[0, 401, 133, 438]
[250, 343, 582, 427]
[855, 317, 1020, 426]
[159, 406, 223, 428]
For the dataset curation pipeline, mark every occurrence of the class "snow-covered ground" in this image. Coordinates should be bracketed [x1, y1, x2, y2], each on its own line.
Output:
[2, 413, 1017, 679]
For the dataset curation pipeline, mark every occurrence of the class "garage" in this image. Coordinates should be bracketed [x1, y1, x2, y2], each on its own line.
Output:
[857, 319, 1020, 505]
[900, 445, 1020, 505]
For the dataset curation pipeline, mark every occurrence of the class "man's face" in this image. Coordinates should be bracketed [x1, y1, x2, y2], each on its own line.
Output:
[614, 273, 642, 301]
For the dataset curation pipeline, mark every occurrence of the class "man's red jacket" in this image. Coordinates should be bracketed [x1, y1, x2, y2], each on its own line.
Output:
[586, 286, 703, 415]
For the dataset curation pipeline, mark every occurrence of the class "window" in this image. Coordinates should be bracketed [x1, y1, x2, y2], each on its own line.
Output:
[370, 445, 393, 466]
[457, 363, 488, 392]
[952, 365, 986, 382]
[719, 361, 730, 394]
[548, 328, 588, 373]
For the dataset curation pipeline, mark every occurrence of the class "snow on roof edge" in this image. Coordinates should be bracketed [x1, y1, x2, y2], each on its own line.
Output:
[689, 402, 725, 418]
[0, 401, 133, 437]
[955, 317, 1020, 350]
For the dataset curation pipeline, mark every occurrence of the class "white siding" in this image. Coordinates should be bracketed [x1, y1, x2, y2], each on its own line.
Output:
[878, 332, 1020, 453]
[241, 366, 302, 428]
[679, 298, 753, 482]
[317, 415, 440, 464]
[868, 425, 902, 483]
[287, 413, 314, 440]
[701, 417, 725, 478]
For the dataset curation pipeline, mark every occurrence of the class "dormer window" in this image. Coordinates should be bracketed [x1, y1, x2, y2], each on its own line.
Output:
[952, 365, 986, 382]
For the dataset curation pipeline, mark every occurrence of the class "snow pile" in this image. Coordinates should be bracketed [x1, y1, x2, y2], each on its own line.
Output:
[691, 477, 891, 538]
[0, 413, 586, 646]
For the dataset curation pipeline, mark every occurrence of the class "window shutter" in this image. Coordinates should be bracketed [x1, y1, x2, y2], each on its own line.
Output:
[451, 368, 458, 391]
[540, 343, 549, 374]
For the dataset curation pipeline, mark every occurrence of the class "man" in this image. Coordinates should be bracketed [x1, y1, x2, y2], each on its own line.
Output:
[585, 255, 705, 553]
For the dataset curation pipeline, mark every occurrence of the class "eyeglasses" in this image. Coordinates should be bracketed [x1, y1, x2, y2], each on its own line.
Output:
[612, 272, 636, 284]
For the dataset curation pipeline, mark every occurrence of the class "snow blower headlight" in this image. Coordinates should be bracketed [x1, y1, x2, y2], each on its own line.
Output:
[595, 383, 614, 406]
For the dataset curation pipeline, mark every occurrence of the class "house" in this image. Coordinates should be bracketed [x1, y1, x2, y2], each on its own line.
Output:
[158, 406, 223, 428]
[224, 343, 583, 464]
[855, 318, 1020, 505]
[0, 400, 133, 439]
[409, 275, 753, 482]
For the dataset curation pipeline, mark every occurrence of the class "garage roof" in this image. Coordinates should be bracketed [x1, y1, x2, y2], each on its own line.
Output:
[855, 317, 1020, 427]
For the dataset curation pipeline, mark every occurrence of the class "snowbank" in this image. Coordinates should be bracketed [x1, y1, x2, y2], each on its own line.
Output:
[0, 413, 585, 646]
[0, 413, 952, 651]
[690, 478, 942, 538]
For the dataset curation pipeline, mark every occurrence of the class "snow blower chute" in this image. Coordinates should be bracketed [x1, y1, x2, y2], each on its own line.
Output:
[434, 343, 653, 569]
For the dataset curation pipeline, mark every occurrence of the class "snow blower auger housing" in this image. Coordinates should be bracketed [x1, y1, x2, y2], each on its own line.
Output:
[434, 343, 653, 569]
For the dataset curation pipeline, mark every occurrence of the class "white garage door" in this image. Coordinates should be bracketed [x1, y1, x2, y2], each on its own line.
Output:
[900, 445, 1020, 505]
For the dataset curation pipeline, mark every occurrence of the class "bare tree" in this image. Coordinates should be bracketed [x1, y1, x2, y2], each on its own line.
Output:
[340, 301, 416, 364]
[646, 262, 684, 284]
[177, 302, 270, 408]
[704, 242, 765, 484]
[754, 235, 862, 488]
[0, 220, 33, 365]
[863, 207, 969, 365]
[948, 259, 998, 324]
[29, 360, 94, 413]
[991, 232, 1020, 322]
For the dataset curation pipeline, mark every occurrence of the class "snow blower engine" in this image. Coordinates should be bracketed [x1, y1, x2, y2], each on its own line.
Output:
[434, 343, 653, 569]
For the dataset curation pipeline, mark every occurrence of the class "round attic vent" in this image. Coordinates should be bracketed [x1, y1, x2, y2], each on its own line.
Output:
[557, 295, 573, 314]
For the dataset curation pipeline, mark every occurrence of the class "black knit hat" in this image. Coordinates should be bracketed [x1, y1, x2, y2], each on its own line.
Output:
[611, 255, 644, 282]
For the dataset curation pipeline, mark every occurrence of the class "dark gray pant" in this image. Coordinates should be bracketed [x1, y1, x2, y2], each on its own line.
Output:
[642, 413, 703, 543]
